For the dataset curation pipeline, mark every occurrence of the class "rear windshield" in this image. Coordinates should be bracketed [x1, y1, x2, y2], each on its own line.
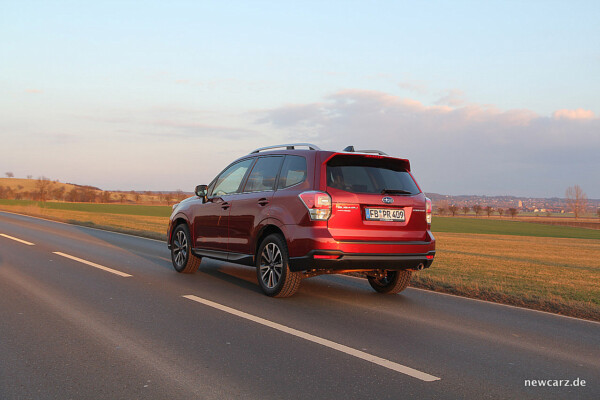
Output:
[327, 156, 420, 195]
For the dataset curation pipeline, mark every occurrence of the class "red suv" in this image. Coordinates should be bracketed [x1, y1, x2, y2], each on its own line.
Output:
[168, 144, 435, 297]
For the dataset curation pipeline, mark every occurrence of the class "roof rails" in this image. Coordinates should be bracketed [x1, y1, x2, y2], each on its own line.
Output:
[342, 145, 388, 156]
[250, 143, 321, 154]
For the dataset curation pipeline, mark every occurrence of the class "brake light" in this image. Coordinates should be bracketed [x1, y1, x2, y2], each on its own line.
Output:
[298, 191, 332, 221]
[426, 197, 432, 225]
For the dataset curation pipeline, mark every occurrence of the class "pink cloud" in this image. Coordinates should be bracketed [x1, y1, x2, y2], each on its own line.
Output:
[257, 89, 600, 197]
[552, 108, 595, 120]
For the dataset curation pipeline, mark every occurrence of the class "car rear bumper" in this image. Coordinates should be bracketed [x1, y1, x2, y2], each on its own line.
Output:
[288, 250, 435, 272]
[284, 225, 436, 272]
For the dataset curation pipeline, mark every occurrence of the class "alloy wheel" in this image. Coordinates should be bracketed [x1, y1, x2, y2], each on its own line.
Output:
[173, 229, 188, 268]
[259, 242, 283, 288]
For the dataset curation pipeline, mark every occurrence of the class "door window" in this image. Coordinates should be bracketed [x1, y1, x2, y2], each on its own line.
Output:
[243, 156, 283, 193]
[212, 159, 254, 196]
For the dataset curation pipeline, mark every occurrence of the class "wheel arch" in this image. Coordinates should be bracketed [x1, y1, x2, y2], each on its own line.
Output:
[169, 214, 191, 243]
[254, 223, 286, 262]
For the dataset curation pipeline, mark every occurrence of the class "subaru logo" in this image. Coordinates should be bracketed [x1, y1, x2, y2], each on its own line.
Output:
[382, 196, 394, 204]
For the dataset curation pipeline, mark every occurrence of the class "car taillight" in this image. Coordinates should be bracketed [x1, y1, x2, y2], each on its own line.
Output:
[298, 191, 332, 221]
[426, 198, 432, 226]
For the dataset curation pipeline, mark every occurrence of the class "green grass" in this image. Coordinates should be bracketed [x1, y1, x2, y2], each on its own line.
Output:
[432, 216, 600, 240]
[0, 199, 172, 217]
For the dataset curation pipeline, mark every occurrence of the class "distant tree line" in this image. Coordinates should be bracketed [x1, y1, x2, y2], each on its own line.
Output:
[434, 185, 591, 219]
[0, 176, 189, 204]
[437, 203, 519, 218]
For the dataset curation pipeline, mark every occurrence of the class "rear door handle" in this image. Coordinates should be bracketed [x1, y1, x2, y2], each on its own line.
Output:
[258, 198, 269, 206]
[221, 201, 230, 210]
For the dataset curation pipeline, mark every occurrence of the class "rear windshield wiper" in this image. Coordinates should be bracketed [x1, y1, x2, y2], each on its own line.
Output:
[381, 188, 413, 195]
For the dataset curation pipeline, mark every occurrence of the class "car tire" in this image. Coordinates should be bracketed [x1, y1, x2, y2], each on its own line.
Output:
[256, 234, 301, 297]
[171, 224, 202, 273]
[367, 270, 412, 294]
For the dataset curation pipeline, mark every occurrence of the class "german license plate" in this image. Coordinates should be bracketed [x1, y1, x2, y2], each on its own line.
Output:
[365, 208, 405, 221]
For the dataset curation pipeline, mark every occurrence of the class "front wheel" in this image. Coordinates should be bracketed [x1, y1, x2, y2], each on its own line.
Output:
[256, 234, 301, 297]
[367, 270, 412, 294]
[171, 224, 202, 273]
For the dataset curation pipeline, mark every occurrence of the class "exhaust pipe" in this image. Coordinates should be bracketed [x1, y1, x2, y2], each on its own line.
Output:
[416, 263, 425, 271]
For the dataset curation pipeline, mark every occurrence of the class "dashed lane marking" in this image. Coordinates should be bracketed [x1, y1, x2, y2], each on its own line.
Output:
[0, 233, 35, 246]
[53, 252, 132, 278]
[182, 294, 440, 382]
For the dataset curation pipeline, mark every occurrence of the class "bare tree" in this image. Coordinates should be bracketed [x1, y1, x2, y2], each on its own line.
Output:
[462, 206, 470, 216]
[437, 207, 446, 216]
[5, 172, 14, 178]
[484, 206, 494, 217]
[35, 176, 52, 202]
[597, 208, 600, 218]
[119, 193, 127, 203]
[101, 191, 112, 203]
[52, 186, 65, 201]
[508, 208, 518, 218]
[80, 187, 97, 202]
[473, 204, 482, 217]
[497, 208, 504, 217]
[565, 185, 587, 219]
[175, 189, 187, 201]
[27, 175, 32, 179]
[448, 205, 458, 216]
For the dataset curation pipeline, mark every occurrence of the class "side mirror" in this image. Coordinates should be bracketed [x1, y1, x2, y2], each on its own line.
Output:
[195, 185, 208, 203]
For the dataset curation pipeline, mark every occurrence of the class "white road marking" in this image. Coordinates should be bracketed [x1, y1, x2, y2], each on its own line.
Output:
[52, 252, 132, 277]
[182, 294, 440, 382]
[0, 233, 35, 246]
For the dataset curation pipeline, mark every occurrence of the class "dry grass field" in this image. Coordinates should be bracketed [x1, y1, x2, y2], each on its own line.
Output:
[1, 202, 598, 321]
[412, 232, 600, 320]
[0, 204, 168, 240]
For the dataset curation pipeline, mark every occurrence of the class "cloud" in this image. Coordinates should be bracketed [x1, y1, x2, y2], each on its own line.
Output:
[25, 89, 43, 94]
[257, 89, 600, 197]
[435, 89, 466, 106]
[398, 81, 428, 95]
[151, 120, 260, 139]
[552, 108, 595, 120]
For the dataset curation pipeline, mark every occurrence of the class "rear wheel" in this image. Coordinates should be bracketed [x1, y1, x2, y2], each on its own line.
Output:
[367, 270, 412, 294]
[171, 224, 202, 273]
[256, 234, 301, 297]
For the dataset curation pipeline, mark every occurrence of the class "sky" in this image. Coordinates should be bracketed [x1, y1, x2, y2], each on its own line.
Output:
[1, 0, 599, 198]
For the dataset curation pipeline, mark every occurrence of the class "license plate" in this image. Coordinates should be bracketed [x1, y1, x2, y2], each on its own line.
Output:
[365, 208, 405, 221]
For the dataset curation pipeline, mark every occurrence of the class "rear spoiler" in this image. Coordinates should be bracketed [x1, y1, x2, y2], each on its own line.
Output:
[324, 152, 411, 172]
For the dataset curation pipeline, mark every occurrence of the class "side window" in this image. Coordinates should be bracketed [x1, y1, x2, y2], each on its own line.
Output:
[278, 155, 307, 189]
[211, 159, 254, 196]
[243, 157, 283, 193]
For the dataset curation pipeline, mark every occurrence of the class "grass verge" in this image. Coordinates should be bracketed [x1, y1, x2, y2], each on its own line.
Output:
[0, 199, 172, 217]
[0, 204, 168, 241]
[432, 216, 600, 239]
[412, 232, 600, 321]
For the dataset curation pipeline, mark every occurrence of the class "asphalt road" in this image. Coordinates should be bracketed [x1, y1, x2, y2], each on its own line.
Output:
[0, 211, 598, 400]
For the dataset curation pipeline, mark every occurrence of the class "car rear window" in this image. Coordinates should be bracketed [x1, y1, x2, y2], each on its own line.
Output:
[278, 155, 307, 189]
[327, 156, 420, 195]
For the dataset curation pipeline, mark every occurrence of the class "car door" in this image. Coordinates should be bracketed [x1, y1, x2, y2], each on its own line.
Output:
[227, 156, 284, 256]
[192, 158, 254, 253]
